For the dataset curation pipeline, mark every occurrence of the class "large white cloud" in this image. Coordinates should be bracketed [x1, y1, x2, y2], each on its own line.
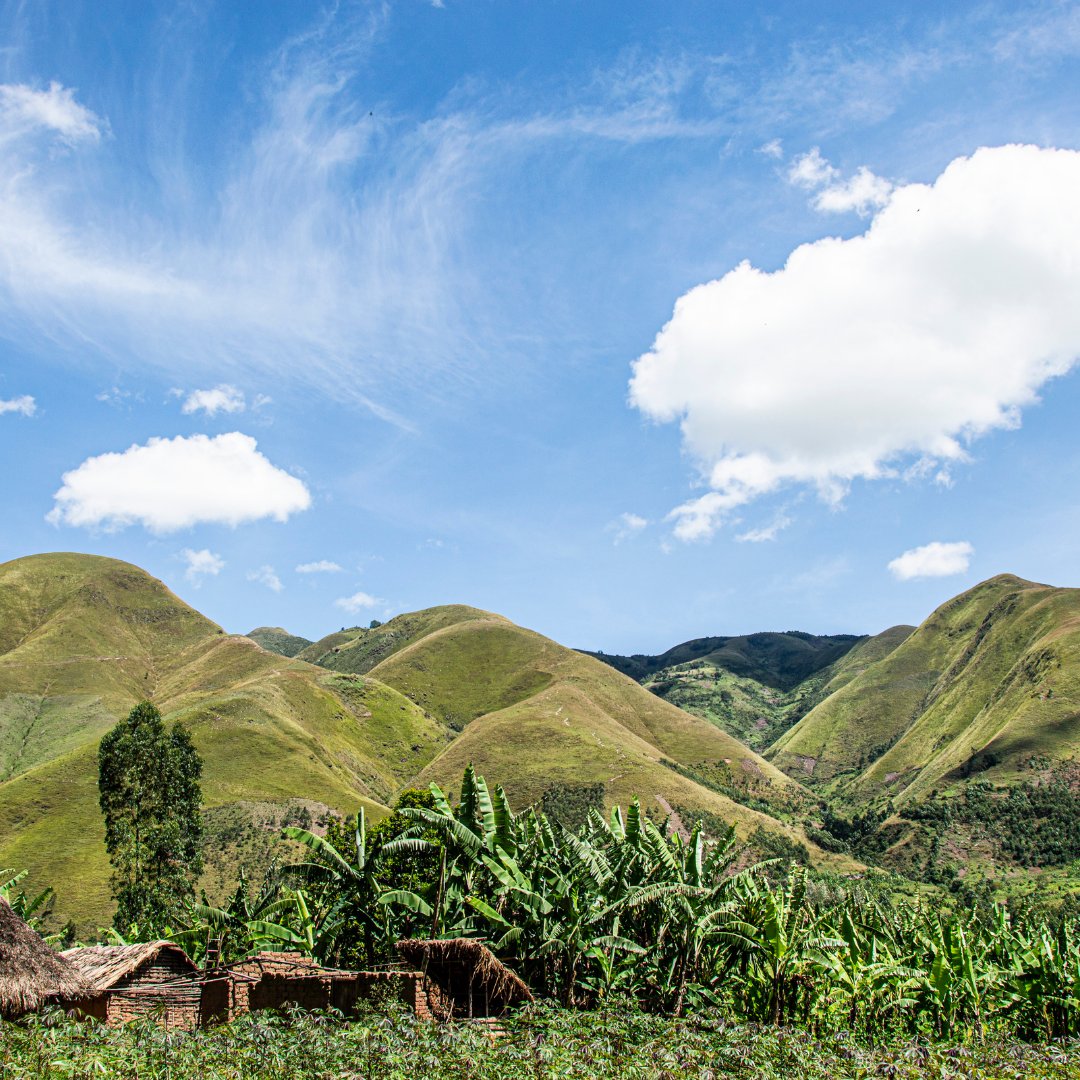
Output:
[48, 432, 311, 532]
[630, 145, 1080, 541]
[888, 541, 973, 581]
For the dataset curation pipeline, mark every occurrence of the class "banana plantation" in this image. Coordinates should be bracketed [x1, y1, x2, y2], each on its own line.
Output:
[149, 766, 1080, 1043]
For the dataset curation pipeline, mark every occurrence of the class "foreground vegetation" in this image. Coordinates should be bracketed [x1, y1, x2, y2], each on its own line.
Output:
[135, 766, 1080, 1043]
[3, 1005, 1079, 1080]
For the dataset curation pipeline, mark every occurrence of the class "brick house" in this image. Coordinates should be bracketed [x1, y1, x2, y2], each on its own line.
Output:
[60, 941, 203, 1028]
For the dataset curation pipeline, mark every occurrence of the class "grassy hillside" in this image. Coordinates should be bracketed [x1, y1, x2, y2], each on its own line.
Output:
[769, 576, 1080, 807]
[359, 612, 831, 852]
[0, 554, 457, 929]
[1, 555, 847, 929]
[586, 631, 864, 691]
[245, 626, 313, 658]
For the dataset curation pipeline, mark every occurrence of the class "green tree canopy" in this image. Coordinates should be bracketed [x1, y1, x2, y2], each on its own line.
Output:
[98, 701, 203, 934]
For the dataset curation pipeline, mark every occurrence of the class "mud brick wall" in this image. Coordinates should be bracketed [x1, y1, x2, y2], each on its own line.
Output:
[103, 953, 202, 1029]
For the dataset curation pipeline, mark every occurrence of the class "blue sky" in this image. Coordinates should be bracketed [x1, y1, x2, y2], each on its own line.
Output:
[1, 0, 1079, 653]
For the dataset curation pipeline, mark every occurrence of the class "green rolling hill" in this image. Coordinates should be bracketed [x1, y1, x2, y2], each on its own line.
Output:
[0, 554, 453, 929]
[245, 626, 313, 658]
[768, 575, 1080, 805]
[0, 553, 837, 931]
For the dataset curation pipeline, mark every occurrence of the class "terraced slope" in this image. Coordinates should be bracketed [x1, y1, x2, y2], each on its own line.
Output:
[0, 554, 453, 928]
[768, 575, 1080, 805]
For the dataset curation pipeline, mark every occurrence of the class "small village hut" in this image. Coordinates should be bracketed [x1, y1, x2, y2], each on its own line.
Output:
[61, 941, 202, 1028]
[396, 939, 533, 1019]
[0, 897, 87, 1019]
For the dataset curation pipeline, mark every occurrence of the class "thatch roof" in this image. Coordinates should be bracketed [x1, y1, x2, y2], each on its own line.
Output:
[396, 939, 533, 1006]
[61, 941, 197, 992]
[0, 897, 87, 1017]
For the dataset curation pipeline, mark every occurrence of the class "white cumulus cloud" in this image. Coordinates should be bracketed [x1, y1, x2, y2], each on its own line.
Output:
[888, 541, 973, 581]
[335, 591, 383, 614]
[0, 395, 35, 416]
[296, 560, 343, 574]
[630, 145, 1080, 541]
[181, 548, 224, 585]
[48, 432, 311, 532]
[248, 564, 284, 592]
[182, 385, 246, 416]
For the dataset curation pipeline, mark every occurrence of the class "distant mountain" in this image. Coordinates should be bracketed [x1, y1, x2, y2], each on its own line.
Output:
[620, 627, 914, 752]
[245, 626, 313, 658]
[585, 631, 865, 691]
[769, 575, 1080, 806]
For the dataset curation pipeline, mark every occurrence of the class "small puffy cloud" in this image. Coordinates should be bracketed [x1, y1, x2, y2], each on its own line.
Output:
[0, 81, 101, 143]
[48, 432, 311, 532]
[181, 548, 224, 585]
[813, 166, 893, 216]
[631, 145, 1080, 541]
[296, 560, 343, 574]
[335, 591, 383, 614]
[607, 512, 648, 544]
[788, 148, 893, 216]
[757, 138, 783, 159]
[248, 565, 284, 592]
[182, 385, 246, 416]
[0, 395, 36, 416]
[787, 147, 839, 188]
[888, 541, 973, 581]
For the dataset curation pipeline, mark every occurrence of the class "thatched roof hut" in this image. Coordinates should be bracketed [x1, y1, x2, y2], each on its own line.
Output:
[396, 939, 533, 1018]
[61, 942, 202, 1027]
[0, 897, 87, 1018]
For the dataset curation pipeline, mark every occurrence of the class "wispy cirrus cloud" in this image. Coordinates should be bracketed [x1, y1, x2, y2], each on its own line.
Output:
[248, 564, 284, 592]
[607, 512, 648, 544]
[0, 2, 1076, 435]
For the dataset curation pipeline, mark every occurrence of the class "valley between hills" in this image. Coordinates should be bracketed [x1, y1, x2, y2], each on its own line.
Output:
[2, 552, 1079, 930]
